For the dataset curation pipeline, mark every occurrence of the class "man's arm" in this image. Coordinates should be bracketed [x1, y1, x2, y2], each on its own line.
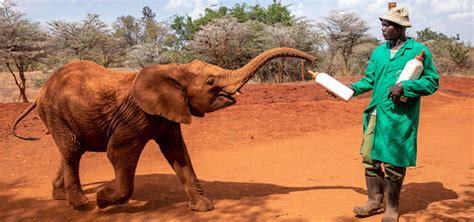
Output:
[351, 50, 377, 96]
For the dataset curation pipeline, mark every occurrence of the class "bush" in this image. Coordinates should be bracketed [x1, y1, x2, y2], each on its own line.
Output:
[417, 28, 472, 75]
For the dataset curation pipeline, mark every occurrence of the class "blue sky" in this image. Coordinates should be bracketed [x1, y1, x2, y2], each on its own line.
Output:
[8, 0, 474, 43]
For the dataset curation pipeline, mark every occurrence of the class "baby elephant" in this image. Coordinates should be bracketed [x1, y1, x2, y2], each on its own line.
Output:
[12, 47, 315, 211]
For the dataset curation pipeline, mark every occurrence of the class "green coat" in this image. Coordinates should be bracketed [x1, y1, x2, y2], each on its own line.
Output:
[351, 38, 439, 167]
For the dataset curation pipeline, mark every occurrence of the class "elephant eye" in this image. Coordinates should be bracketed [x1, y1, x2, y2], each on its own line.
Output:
[206, 78, 215, 86]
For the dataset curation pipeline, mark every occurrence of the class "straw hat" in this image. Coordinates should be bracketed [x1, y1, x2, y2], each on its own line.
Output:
[379, 7, 411, 27]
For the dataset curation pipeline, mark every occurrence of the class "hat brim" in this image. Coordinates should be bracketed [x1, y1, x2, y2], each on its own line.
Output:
[379, 15, 411, 27]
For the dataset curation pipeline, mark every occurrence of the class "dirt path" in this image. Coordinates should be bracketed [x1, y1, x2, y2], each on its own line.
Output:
[0, 76, 473, 221]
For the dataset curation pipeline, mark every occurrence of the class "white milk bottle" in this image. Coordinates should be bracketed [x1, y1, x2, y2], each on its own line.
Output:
[396, 50, 425, 102]
[309, 70, 354, 102]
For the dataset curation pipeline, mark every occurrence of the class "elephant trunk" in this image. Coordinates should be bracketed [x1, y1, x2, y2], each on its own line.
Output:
[224, 47, 316, 93]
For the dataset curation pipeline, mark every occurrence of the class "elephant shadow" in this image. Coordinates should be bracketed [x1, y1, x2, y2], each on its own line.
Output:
[82, 173, 365, 214]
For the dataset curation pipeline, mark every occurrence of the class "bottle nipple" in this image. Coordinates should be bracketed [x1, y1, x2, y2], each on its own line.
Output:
[416, 50, 425, 61]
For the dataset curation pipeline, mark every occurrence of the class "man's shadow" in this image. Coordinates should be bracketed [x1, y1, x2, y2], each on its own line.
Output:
[400, 182, 459, 214]
[82, 174, 459, 215]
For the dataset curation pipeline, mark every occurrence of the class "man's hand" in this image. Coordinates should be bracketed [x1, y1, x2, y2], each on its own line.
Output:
[388, 83, 404, 102]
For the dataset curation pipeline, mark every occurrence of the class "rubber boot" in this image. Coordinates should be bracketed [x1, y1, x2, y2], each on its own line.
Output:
[353, 175, 385, 217]
[382, 179, 403, 222]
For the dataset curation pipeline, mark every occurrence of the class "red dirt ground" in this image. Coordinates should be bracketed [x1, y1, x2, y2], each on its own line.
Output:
[0, 76, 473, 221]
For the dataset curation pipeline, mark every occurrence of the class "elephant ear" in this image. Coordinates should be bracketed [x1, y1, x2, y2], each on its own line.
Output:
[132, 67, 192, 124]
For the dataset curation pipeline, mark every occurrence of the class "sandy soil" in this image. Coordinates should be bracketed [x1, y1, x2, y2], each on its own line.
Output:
[0, 76, 473, 221]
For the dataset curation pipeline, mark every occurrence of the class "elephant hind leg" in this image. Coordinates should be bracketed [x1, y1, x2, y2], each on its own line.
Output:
[97, 138, 145, 209]
[47, 115, 90, 210]
[52, 159, 66, 200]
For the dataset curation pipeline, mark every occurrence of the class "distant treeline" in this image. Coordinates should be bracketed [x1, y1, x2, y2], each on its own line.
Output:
[0, 0, 472, 102]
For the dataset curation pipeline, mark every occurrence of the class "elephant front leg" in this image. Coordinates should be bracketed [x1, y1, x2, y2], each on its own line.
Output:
[96, 139, 146, 209]
[172, 159, 214, 212]
[155, 126, 214, 212]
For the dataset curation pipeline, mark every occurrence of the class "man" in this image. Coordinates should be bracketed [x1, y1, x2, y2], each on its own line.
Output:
[348, 6, 439, 222]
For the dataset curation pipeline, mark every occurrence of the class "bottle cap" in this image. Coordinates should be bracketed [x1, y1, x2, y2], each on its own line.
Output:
[388, 2, 397, 10]
[416, 50, 425, 61]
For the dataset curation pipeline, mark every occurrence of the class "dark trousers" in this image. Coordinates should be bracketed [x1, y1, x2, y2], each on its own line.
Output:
[360, 115, 406, 181]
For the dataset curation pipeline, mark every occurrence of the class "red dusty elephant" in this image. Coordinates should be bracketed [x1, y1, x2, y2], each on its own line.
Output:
[12, 47, 315, 211]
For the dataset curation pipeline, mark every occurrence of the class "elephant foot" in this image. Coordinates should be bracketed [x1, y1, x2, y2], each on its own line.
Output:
[52, 186, 67, 200]
[188, 195, 214, 212]
[68, 193, 92, 211]
[52, 178, 67, 200]
[96, 186, 130, 209]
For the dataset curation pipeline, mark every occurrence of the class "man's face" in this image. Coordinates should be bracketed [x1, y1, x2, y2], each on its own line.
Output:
[381, 19, 402, 40]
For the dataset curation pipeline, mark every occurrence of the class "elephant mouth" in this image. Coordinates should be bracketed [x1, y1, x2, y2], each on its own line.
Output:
[189, 90, 240, 117]
[218, 91, 237, 103]
[216, 91, 237, 106]
[208, 91, 237, 112]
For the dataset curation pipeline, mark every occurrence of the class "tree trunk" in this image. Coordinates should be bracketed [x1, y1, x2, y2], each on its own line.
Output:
[19, 82, 28, 103]
[300, 60, 305, 81]
[6, 62, 29, 103]
[343, 56, 350, 75]
[7, 62, 29, 103]
[277, 59, 284, 83]
[103, 55, 110, 68]
[17, 65, 29, 103]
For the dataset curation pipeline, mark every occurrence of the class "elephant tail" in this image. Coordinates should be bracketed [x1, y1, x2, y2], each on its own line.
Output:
[11, 99, 39, 140]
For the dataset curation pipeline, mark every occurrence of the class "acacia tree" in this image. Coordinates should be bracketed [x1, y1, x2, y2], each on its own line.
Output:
[96, 34, 127, 68]
[125, 43, 162, 68]
[49, 14, 113, 64]
[189, 16, 258, 68]
[182, 1, 319, 82]
[122, 7, 176, 68]
[0, 0, 50, 102]
[318, 10, 368, 75]
[171, 1, 294, 49]
[140, 6, 172, 47]
[113, 15, 141, 47]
